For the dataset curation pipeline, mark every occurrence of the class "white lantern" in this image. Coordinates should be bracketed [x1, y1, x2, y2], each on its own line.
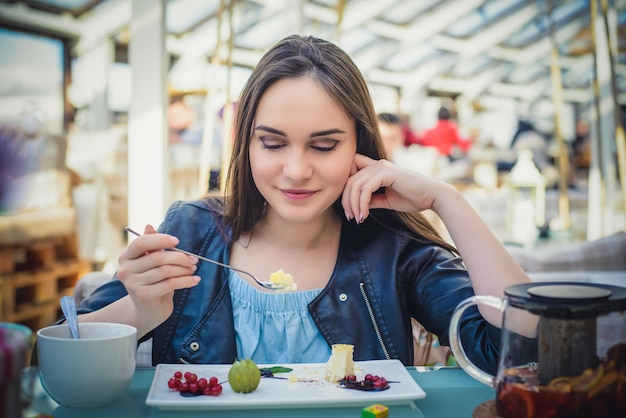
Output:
[505, 150, 546, 247]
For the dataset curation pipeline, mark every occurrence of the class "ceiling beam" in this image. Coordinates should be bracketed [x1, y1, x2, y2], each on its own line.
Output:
[0, 1, 80, 38]
[457, 64, 513, 103]
[351, 39, 399, 73]
[340, 0, 403, 32]
[488, 16, 589, 65]
[429, 3, 539, 57]
[404, 54, 457, 95]
[74, 0, 131, 55]
[487, 79, 551, 102]
[364, 0, 483, 44]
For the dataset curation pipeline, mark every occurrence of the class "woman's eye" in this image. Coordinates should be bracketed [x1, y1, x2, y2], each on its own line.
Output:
[260, 138, 285, 150]
[311, 140, 338, 152]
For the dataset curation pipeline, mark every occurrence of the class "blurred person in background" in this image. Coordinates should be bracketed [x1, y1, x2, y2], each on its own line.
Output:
[420, 106, 472, 161]
[376, 112, 405, 160]
[399, 113, 421, 147]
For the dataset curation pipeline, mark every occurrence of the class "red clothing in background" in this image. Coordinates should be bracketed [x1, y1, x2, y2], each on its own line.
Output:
[420, 120, 471, 156]
[402, 125, 421, 147]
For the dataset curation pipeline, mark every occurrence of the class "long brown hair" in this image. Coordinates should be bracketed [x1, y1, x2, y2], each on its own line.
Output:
[223, 34, 456, 253]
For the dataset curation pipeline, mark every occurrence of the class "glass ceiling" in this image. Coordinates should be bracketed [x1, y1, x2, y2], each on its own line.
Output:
[3, 0, 624, 106]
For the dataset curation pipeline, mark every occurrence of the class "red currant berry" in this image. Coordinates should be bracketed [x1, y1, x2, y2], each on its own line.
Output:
[209, 376, 218, 387]
[197, 377, 208, 389]
[179, 381, 189, 392]
[346, 374, 357, 382]
[210, 385, 223, 396]
[168, 378, 178, 389]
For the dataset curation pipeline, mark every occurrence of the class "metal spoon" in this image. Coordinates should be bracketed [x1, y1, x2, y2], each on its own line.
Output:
[60, 296, 80, 339]
[124, 227, 295, 292]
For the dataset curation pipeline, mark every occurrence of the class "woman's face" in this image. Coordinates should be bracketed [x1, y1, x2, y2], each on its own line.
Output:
[249, 76, 357, 224]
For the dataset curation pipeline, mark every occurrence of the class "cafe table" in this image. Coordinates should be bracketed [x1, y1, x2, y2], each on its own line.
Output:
[21, 366, 495, 417]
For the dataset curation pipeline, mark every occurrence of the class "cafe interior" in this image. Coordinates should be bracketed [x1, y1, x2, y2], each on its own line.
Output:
[1, 0, 626, 417]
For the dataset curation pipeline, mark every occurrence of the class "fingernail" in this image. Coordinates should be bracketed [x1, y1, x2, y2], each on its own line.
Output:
[189, 256, 198, 264]
[344, 210, 350, 221]
[359, 212, 364, 223]
[170, 237, 180, 246]
[191, 265, 197, 272]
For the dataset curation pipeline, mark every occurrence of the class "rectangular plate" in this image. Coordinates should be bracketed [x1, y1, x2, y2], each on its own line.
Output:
[146, 359, 426, 411]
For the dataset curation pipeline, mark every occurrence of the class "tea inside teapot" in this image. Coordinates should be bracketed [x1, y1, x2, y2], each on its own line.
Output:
[497, 341, 626, 418]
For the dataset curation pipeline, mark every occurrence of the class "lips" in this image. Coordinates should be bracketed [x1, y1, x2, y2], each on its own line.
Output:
[280, 189, 317, 200]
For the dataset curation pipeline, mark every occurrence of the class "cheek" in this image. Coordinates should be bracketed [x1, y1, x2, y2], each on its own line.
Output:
[249, 152, 291, 198]
[319, 155, 353, 187]
[249, 148, 273, 180]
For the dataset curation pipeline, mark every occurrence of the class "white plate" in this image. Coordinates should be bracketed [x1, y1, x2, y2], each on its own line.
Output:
[146, 359, 426, 410]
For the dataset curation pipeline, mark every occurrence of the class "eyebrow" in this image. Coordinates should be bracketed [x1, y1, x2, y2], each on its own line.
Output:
[254, 125, 346, 138]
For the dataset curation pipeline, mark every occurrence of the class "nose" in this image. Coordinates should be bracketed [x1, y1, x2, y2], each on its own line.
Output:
[282, 148, 313, 181]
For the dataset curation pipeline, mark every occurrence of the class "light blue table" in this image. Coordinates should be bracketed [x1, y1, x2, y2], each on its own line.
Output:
[22, 366, 495, 417]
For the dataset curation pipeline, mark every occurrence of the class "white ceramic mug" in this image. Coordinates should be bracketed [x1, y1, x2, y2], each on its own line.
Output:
[37, 322, 137, 408]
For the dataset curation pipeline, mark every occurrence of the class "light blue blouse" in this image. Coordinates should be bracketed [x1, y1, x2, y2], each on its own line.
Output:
[228, 270, 331, 364]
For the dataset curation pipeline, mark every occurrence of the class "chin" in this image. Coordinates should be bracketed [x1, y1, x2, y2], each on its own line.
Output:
[273, 204, 330, 223]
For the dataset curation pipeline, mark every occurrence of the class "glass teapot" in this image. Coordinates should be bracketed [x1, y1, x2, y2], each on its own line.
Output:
[449, 282, 626, 418]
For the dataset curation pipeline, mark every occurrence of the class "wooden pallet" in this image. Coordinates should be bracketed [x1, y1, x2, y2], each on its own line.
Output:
[0, 233, 86, 331]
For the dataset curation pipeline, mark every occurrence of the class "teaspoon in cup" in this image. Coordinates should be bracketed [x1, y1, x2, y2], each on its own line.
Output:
[60, 296, 80, 339]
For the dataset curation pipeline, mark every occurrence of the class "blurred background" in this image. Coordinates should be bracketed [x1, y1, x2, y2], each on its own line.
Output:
[0, 0, 625, 332]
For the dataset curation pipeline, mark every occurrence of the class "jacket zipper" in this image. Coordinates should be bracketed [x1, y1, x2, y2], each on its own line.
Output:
[359, 282, 390, 359]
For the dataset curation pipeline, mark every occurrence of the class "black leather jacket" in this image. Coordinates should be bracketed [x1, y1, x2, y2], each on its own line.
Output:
[78, 199, 500, 373]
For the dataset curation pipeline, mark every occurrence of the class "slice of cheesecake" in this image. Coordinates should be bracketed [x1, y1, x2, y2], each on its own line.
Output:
[325, 344, 355, 382]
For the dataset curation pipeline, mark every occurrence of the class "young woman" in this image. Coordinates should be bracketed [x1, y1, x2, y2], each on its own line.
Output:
[73, 35, 530, 373]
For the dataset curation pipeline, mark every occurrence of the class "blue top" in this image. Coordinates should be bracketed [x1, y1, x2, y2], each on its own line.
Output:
[228, 270, 332, 364]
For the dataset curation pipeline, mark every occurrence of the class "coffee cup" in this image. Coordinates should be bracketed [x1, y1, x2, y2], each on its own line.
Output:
[36, 322, 137, 408]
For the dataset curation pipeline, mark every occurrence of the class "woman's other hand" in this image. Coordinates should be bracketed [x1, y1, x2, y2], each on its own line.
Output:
[341, 153, 454, 222]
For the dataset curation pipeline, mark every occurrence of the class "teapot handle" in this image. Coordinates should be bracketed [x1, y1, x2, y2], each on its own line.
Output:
[448, 295, 505, 387]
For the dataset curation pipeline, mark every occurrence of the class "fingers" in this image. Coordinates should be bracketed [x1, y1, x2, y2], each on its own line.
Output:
[126, 263, 200, 296]
[117, 255, 200, 305]
[124, 248, 197, 274]
[118, 224, 200, 291]
[342, 154, 387, 222]
[124, 226, 180, 260]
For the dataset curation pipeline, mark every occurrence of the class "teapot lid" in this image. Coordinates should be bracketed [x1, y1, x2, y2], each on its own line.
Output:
[504, 281, 626, 319]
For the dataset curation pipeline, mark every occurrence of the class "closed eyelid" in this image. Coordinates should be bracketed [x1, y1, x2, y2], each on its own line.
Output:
[311, 138, 339, 148]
